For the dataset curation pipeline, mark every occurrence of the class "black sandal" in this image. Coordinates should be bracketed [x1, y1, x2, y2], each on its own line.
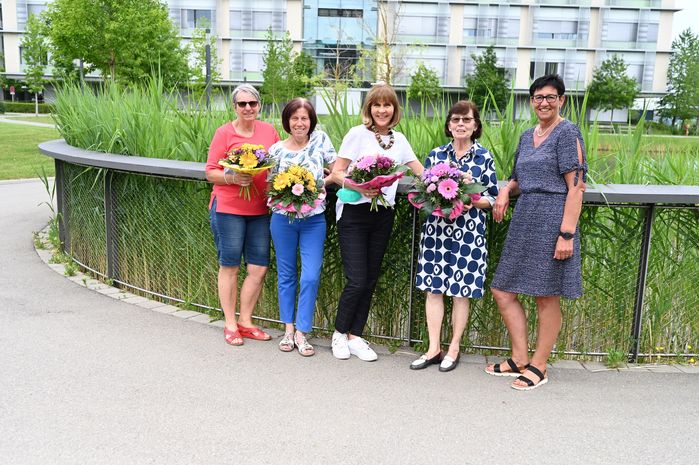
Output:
[511, 365, 548, 391]
[485, 358, 527, 377]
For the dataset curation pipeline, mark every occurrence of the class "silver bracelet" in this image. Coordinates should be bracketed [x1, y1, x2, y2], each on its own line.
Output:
[224, 168, 233, 185]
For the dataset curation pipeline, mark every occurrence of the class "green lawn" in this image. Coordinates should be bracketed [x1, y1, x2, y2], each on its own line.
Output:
[0, 124, 59, 180]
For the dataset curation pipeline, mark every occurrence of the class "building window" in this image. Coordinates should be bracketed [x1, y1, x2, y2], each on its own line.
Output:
[535, 20, 578, 40]
[319, 44, 359, 80]
[318, 9, 363, 18]
[605, 22, 637, 42]
[181, 9, 213, 30]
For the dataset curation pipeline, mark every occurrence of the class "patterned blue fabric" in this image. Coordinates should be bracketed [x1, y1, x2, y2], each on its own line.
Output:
[491, 120, 587, 299]
[415, 141, 499, 298]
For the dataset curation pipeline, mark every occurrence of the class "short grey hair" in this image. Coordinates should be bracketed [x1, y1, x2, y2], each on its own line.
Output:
[232, 84, 261, 104]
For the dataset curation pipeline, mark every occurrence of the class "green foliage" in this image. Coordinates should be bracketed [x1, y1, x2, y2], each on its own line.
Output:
[406, 63, 442, 104]
[464, 46, 509, 113]
[586, 55, 638, 120]
[291, 51, 317, 99]
[45, 0, 189, 87]
[3, 102, 54, 113]
[606, 349, 627, 368]
[20, 14, 48, 115]
[659, 29, 699, 126]
[260, 29, 314, 109]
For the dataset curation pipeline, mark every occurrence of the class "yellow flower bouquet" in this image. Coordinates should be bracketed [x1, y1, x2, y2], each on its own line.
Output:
[268, 164, 325, 221]
[218, 143, 274, 200]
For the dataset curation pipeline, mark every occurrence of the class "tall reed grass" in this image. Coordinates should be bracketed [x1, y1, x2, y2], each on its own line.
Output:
[51, 81, 698, 359]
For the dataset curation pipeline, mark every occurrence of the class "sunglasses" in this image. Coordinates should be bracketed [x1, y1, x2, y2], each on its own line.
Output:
[236, 100, 259, 108]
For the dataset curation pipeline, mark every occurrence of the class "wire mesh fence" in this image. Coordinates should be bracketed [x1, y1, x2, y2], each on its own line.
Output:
[58, 160, 699, 360]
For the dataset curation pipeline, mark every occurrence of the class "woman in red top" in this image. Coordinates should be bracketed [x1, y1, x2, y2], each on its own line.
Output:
[205, 84, 280, 346]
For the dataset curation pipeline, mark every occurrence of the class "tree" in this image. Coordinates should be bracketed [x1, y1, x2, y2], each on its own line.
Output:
[659, 29, 699, 129]
[290, 51, 317, 99]
[45, 0, 189, 87]
[586, 54, 638, 122]
[464, 46, 509, 113]
[260, 29, 316, 108]
[407, 63, 441, 105]
[20, 14, 48, 116]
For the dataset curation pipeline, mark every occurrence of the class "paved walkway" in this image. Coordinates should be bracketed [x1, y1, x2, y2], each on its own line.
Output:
[1, 179, 697, 465]
[0, 114, 55, 128]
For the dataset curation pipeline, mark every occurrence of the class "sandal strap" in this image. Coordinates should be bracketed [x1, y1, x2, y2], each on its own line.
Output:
[526, 365, 546, 382]
[515, 374, 535, 387]
[505, 358, 521, 373]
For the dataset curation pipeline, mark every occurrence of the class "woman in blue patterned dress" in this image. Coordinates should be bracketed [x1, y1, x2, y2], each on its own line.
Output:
[411, 100, 498, 372]
[487, 74, 587, 390]
[268, 98, 336, 357]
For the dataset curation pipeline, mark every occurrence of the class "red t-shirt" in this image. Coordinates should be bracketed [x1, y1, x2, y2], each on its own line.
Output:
[206, 121, 280, 215]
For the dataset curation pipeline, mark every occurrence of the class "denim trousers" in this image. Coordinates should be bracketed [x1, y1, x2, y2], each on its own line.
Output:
[335, 204, 395, 337]
[270, 212, 327, 333]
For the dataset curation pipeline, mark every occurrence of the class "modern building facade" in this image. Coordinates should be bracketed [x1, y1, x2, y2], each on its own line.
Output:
[0, 0, 683, 101]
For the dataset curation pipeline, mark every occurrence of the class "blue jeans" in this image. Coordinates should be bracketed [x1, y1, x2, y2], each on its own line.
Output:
[270, 213, 326, 333]
[209, 198, 271, 267]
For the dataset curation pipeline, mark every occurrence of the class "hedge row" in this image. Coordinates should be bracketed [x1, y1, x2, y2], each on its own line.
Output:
[1, 101, 55, 114]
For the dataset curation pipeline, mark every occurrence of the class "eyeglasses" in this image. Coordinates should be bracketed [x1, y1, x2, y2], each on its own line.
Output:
[236, 100, 259, 108]
[450, 116, 474, 124]
[531, 94, 560, 104]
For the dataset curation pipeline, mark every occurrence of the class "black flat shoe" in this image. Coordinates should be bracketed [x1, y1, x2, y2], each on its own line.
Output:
[439, 354, 460, 372]
[410, 351, 443, 370]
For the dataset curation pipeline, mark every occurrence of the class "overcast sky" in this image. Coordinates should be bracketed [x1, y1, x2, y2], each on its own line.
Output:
[672, 0, 699, 41]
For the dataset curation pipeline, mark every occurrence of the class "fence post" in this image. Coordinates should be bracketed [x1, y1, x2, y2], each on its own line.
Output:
[104, 170, 119, 281]
[406, 206, 419, 345]
[629, 204, 655, 362]
[54, 159, 70, 254]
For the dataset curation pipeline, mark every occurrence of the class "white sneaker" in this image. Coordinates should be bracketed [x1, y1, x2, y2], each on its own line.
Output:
[331, 331, 350, 360]
[347, 337, 378, 362]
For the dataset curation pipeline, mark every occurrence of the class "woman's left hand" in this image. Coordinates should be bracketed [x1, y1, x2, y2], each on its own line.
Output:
[554, 236, 573, 260]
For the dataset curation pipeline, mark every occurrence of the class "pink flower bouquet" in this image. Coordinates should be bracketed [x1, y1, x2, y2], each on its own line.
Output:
[345, 155, 408, 211]
[268, 164, 325, 221]
[407, 161, 484, 220]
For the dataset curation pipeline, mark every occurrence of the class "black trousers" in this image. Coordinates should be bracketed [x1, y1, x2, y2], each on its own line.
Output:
[335, 203, 395, 336]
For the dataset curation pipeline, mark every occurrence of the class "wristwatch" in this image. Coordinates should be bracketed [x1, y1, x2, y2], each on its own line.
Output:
[559, 231, 574, 240]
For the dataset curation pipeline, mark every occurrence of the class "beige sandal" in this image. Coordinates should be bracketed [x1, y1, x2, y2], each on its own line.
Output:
[294, 332, 315, 357]
[279, 332, 294, 352]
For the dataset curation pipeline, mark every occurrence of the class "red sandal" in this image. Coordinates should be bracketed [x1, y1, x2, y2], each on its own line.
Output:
[224, 327, 244, 346]
[237, 324, 272, 341]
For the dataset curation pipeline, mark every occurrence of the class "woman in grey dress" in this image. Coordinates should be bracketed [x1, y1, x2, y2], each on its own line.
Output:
[487, 74, 587, 390]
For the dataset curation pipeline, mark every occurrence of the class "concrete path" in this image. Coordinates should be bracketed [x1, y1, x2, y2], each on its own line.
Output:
[0, 115, 55, 128]
[1, 179, 697, 465]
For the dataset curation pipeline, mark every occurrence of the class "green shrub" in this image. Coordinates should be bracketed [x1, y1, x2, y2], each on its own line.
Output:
[0, 100, 5, 113]
[4, 101, 55, 113]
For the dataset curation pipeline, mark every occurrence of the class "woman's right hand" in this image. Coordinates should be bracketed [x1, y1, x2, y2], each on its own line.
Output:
[350, 186, 380, 198]
[227, 171, 253, 186]
[492, 189, 510, 223]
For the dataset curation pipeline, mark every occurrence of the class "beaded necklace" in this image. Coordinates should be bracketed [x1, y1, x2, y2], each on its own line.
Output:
[372, 125, 395, 150]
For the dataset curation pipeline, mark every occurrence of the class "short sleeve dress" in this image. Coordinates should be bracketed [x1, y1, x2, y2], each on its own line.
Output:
[491, 119, 587, 299]
[415, 141, 499, 298]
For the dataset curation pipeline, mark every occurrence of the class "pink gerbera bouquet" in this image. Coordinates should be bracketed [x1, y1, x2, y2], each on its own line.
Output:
[408, 161, 484, 220]
[345, 155, 408, 211]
